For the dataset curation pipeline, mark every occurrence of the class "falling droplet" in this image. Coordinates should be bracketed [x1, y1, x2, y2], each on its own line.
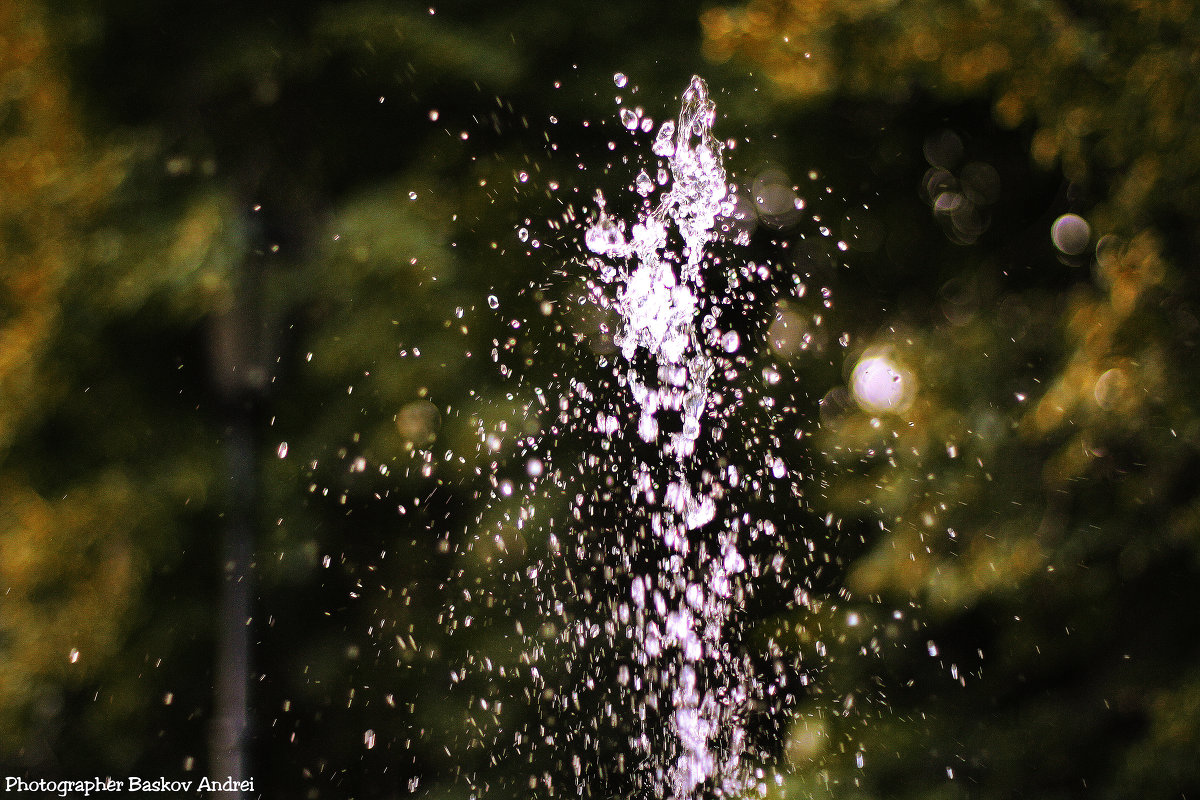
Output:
[620, 108, 639, 130]
[635, 170, 654, 196]
[276, 442, 288, 459]
[487, 295, 500, 309]
[69, 648, 80, 664]
[614, 72, 628, 88]
[652, 121, 676, 157]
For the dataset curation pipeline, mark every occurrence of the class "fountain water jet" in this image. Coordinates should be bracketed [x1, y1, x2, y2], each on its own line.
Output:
[585, 75, 754, 800]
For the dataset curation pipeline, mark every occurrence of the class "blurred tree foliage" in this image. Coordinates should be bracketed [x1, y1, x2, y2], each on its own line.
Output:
[704, 1, 1200, 798]
[3, 0, 1200, 798]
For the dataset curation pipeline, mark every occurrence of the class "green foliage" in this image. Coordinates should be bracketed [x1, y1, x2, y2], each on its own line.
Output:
[704, 0, 1200, 797]
[4, 0, 1200, 797]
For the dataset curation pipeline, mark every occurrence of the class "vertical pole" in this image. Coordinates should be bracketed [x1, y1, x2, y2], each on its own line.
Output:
[210, 408, 254, 798]
[208, 265, 265, 798]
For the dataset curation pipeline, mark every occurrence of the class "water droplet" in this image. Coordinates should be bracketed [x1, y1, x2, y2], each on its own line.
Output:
[364, 729, 376, 749]
[68, 648, 80, 664]
[428, 109, 439, 121]
[720, 330, 740, 353]
[851, 353, 913, 414]
[408, 191, 418, 200]
[635, 170, 654, 196]
[276, 442, 288, 459]
[1051, 213, 1091, 255]
[620, 108, 638, 130]
[518, 227, 529, 242]
[487, 295, 500, 309]
[652, 120, 675, 157]
[613, 72, 628, 88]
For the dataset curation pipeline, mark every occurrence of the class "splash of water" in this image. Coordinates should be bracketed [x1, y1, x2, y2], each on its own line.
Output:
[586, 76, 750, 800]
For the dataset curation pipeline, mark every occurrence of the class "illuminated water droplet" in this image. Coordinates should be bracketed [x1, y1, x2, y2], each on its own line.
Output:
[276, 442, 288, 459]
[1051, 213, 1091, 255]
[488, 295, 500, 309]
[635, 170, 654, 196]
[851, 353, 913, 414]
[614, 72, 628, 88]
[652, 120, 675, 157]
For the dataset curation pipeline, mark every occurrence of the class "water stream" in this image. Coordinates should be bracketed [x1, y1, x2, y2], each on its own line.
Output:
[582, 75, 754, 800]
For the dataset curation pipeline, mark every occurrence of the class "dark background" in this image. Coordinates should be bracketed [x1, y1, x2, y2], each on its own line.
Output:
[2, 0, 1199, 798]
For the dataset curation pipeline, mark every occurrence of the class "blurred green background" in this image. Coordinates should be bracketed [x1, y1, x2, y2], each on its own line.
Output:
[3, 0, 1200, 797]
